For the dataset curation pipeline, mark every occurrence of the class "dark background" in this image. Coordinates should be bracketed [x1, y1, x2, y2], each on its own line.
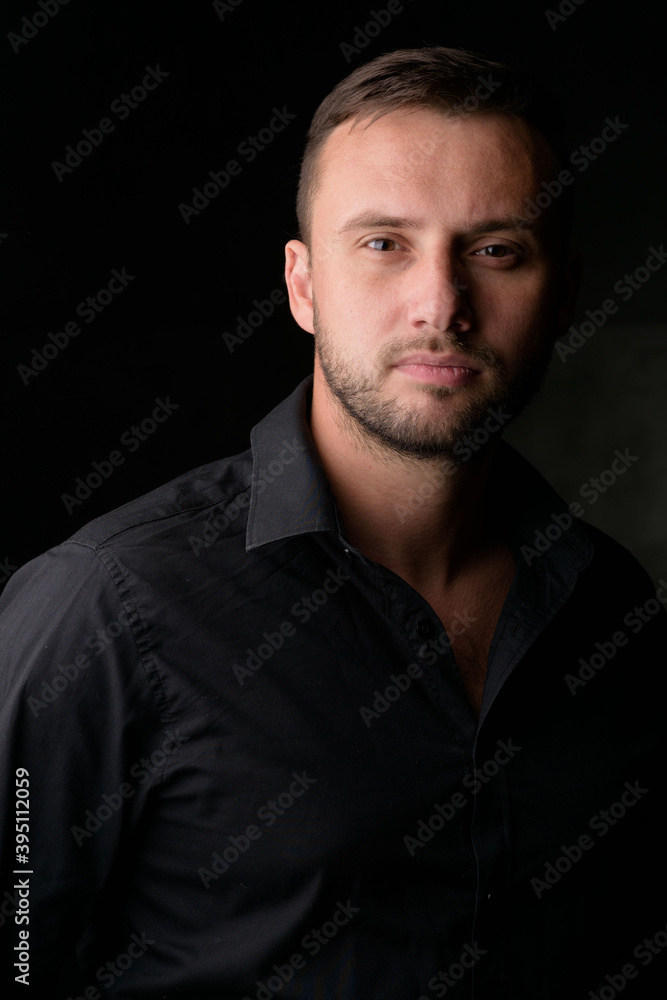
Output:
[2, 0, 665, 588]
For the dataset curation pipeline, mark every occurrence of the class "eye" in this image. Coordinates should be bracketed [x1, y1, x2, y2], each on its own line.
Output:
[473, 244, 522, 259]
[366, 237, 400, 252]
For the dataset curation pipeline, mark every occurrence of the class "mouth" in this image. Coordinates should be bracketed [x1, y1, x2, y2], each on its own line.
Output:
[393, 353, 481, 387]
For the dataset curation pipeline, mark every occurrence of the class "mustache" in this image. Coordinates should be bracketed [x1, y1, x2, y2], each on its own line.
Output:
[378, 335, 504, 371]
[311, 301, 507, 374]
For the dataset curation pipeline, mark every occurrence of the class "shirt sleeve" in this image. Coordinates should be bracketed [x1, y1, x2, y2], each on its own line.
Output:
[0, 541, 164, 996]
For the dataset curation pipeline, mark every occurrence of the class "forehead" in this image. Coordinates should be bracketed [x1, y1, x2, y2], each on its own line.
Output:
[311, 108, 554, 233]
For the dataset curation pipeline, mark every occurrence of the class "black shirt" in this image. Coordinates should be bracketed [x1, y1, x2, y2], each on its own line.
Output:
[1, 375, 666, 999]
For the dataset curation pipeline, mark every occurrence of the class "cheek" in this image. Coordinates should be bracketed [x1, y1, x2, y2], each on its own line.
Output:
[480, 285, 556, 358]
[316, 266, 398, 331]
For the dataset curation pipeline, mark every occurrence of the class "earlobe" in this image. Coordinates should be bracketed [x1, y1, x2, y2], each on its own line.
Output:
[285, 239, 315, 334]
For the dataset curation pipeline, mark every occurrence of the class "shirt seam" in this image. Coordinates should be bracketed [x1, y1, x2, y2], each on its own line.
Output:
[65, 539, 174, 728]
[72, 486, 253, 550]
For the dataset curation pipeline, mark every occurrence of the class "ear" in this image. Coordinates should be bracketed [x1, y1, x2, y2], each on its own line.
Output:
[285, 239, 314, 334]
[554, 248, 584, 338]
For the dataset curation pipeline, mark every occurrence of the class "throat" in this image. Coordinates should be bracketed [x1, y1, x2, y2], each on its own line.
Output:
[408, 542, 516, 718]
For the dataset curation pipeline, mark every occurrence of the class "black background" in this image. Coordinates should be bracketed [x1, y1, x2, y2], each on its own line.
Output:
[2, 0, 665, 586]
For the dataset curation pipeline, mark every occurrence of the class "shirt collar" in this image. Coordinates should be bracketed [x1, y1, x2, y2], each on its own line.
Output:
[492, 441, 594, 575]
[246, 374, 594, 576]
[246, 376, 339, 551]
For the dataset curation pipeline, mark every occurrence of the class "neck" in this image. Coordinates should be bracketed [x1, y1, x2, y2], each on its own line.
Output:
[309, 372, 504, 591]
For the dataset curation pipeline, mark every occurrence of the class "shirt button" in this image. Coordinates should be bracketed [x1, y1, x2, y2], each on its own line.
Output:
[416, 621, 434, 638]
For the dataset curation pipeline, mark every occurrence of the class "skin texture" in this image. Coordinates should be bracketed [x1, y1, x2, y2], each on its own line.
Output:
[284, 107, 581, 712]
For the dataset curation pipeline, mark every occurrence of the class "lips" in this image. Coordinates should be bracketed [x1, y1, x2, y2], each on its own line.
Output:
[393, 353, 480, 372]
[392, 353, 481, 387]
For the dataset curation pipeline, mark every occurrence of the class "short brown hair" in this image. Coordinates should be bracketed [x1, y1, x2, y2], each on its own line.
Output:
[296, 46, 572, 248]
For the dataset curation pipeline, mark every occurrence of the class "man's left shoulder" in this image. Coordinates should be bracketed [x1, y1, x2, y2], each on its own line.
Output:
[577, 518, 665, 608]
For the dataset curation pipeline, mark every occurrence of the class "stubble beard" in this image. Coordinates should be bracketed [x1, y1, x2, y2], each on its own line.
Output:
[313, 300, 554, 463]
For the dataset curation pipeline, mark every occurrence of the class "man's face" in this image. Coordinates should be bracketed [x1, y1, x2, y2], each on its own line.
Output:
[286, 108, 578, 461]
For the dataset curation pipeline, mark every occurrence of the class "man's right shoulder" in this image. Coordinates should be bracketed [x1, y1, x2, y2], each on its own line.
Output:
[70, 446, 254, 551]
[2, 446, 255, 612]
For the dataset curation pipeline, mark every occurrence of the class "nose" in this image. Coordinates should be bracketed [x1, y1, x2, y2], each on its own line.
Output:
[405, 252, 473, 335]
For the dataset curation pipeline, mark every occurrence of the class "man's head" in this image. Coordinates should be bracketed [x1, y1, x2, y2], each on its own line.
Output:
[296, 46, 573, 253]
[285, 47, 581, 463]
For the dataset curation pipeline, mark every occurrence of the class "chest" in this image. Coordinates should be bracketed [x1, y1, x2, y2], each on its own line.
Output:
[422, 552, 516, 717]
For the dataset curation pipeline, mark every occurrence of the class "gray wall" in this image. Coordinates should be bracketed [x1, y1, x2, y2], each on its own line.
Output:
[505, 323, 666, 586]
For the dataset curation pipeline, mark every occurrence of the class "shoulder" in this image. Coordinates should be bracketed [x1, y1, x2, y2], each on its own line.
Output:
[5, 448, 253, 594]
[579, 519, 659, 595]
[68, 447, 253, 553]
[0, 449, 252, 696]
[502, 442, 660, 599]
[569, 521, 667, 649]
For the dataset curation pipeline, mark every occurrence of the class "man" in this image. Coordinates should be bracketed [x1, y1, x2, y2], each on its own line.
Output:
[1, 47, 665, 999]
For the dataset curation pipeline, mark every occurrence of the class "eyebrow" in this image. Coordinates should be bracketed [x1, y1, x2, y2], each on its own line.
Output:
[466, 217, 539, 235]
[336, 214, 420, 235]
[336, 213, 539, 236]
